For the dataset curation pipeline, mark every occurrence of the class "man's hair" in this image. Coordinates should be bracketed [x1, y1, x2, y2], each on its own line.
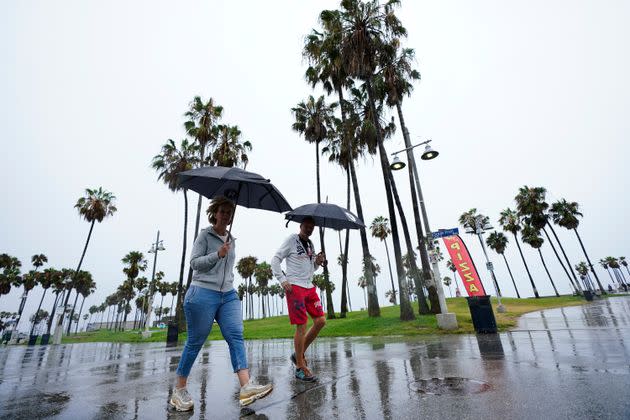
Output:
[206, 196, 236, 224]
[300, 216, 315, 225]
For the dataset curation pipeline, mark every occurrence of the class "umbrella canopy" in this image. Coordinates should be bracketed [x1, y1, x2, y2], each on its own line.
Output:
[177, 166, 292, 213]
[285, 203, 365, 230]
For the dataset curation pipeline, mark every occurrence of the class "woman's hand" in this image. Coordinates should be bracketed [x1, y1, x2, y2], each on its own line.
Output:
[217, 241, 232, 259]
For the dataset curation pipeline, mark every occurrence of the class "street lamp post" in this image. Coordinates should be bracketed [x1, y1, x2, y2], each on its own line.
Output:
[142, 230, 165, 339]
[390, 139, 458, 330]
[465, 216, 506, 313]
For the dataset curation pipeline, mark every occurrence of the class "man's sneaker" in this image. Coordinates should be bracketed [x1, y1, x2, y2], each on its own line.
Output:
[239, 382, 273, 406]
[169, 387, 194, 412]
[295, 367, 317, 382]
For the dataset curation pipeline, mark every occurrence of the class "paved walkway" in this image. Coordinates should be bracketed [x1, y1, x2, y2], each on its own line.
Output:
[1, 296, 629, 419]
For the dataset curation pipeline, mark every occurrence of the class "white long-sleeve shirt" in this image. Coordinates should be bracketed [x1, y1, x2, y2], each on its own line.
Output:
[271, 234, 320, 288]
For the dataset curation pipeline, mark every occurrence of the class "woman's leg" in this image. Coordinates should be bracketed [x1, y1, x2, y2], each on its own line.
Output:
[215, 291, 249, 386]
[175, 287, 219, 387]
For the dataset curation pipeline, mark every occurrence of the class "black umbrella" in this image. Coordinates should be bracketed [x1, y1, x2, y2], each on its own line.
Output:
[177, 166, 292, 213]
[285, 203, 365, 231]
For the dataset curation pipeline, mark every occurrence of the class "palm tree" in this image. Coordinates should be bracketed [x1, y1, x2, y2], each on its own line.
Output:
[606, 257, 627, 289]
[336, 0, 429, 320]
[304, 19, 363, 319]
[499, 208, 540, 298]
[515, 186, 580, 293]
[30, 267, 55, 336]
[370, 216, 397, 304]
[55, 188, 116, 341]
[236, 256, 257, 320]
[0, 254, 20, 302]
[168, 282, 178, 318]
[45, 269, 66, 336]
[459, 209, 503, 297]
[620, 256, 629, 277]
[549, 199, 605, 293]
[599, 258, 618, 288]
[87, 305, 99, 329]
[29, 309, 48, 335]
[184, 96, 223, 242]
[446, 260, 461, 296]
[442, 276, 453, 298]
[254, 262, 272, 319]
[486, 231, 521, 298]
[16, 270, 38, 334]
[575, 262, 594, 291]
[152, 138, 198, 330]
[292, 94, 338, 319]
[118, 251, 147, 330]
[74, 272, 96, 334]
[133, 276, 148, 328]
[521, 224, 559, 297]
[379, 41, 446, 314]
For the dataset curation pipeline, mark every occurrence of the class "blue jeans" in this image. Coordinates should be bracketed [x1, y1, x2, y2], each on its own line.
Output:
[176, 286, 247, 377]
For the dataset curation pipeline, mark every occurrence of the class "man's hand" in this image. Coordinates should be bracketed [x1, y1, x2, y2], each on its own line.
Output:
[217, 241, 232, 258]
[281, 281, 293, 294]
[315, 252, 327, 267]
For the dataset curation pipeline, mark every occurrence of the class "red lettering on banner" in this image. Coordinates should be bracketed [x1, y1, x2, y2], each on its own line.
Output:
[442, 235, 486, 297]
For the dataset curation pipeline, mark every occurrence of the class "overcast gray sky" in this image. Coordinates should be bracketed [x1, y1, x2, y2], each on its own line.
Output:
[1, 0, 629, 323]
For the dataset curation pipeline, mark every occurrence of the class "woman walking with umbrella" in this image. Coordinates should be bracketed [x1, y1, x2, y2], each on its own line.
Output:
[170, 196, 273, 411]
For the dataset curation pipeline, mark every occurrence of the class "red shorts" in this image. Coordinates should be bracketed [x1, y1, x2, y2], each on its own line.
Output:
[286, 284, 325, 325]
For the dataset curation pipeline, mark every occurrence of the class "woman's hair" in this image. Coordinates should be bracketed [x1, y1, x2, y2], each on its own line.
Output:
[206, 196, 236, 225]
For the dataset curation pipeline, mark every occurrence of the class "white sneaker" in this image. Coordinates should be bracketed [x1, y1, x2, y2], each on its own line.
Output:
[169, 386, 194, 412]
[239, 381, 273, 406]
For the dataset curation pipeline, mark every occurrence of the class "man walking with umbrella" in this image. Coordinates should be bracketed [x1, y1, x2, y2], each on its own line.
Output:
[272, 216, 327, 382]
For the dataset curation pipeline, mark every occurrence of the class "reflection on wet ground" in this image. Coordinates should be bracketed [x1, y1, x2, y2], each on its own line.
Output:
[1, 297, 629, 419]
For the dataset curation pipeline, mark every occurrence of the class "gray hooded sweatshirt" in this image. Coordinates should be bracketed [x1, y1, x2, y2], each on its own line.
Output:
[189, 226, 236, 292]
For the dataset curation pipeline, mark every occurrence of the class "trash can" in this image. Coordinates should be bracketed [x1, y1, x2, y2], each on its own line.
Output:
[166, 322, 179, 345]
[28, 335, 38, 346]
[583, 290, 594, 301]
[40, 334, 50, 345]
[466, 295, 497, 334]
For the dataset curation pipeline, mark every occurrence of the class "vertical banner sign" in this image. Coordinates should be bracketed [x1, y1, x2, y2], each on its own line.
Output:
[442, 235, 486, 297]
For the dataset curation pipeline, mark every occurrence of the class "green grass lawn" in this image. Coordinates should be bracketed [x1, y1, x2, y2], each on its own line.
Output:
[61, 295, 591, 344]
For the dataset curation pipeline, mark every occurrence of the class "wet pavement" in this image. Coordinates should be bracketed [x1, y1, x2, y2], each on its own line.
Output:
[1, 297, 629, 419]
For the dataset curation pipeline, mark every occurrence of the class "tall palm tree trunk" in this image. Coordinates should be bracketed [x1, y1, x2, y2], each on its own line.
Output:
[538, 249, 559, 296]
[374, 130, 414, 320]
[396, 103, 440, 313]
[30, 289, 48, 336]
[61, 219, 96, 338]
[185, 146, 207, 292]
[339, 169, 351, 317]
[339, 93, 379, 316]
[65, 291, 80, 335]
[542, 227, 578, 293]
[573, 229, 605, 293]
[605, 268, 616, 286]
[46, 293, 61, 335]
[501, 254, 521, 298]
[513, 233, 540, 298]
[383, 140, 428, 315]
[336, 87, 351, 318]
[75, 296, 86, 334]
[176, 190, 189, 331]
[314, 141, 336, 319]
[348, 160, 379, 316]
[618, 268, 628, 286]
[547, 224, 582, 293]
[383, 240, 397, 304]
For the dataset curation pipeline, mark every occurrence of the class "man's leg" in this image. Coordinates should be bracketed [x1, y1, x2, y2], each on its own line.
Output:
[303, 315, 326, 353]
[294, 323, 308, 368]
